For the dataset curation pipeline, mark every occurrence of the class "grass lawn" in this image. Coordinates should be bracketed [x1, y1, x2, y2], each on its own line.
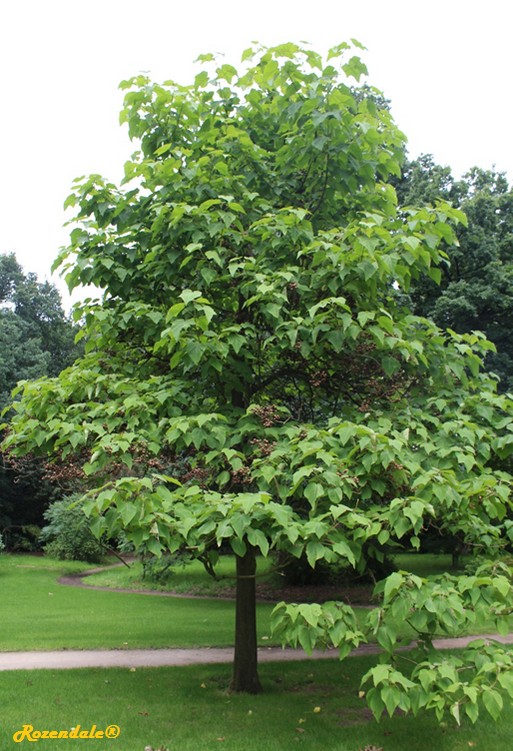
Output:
[0, 554, 276, 651]
[87, 552, 510, 640]
[87, 553, 460, 596]
[1, 553, 509, 653]
[393, 553, 467, 577]
[2, 553, 513, 749]
[86, 552, 466, 595]
[85, 552, 277, 596]
[2, 658, 513, 751]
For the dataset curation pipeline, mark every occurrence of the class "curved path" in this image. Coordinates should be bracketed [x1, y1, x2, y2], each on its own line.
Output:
[57, 568, 237, 601]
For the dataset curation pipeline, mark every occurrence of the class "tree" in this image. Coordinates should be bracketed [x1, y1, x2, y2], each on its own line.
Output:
[4, 43, 513, 720]
[0, 253, 80, 382]
[0, 311, 50, 409]
[396, 157, 513, 390]
[0, 253, 80, 542]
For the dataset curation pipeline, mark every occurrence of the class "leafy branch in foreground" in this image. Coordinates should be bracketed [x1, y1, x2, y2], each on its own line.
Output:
[272, 562, 513, 723]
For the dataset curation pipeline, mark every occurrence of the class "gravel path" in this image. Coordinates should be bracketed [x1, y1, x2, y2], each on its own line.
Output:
[2, 634, 513, 671]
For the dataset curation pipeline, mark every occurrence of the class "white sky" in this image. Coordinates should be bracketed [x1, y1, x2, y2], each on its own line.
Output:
[1, 0, 512, 306]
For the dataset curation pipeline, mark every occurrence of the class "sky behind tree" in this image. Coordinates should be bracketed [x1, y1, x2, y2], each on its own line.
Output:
[1, 0, 511, 305]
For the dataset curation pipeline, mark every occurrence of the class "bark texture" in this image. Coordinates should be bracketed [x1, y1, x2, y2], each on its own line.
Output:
[230, 545, 262, 693]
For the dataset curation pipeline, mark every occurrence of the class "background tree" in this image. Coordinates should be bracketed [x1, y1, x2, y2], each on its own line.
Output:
[0, 311, 50, 409]
[0, 253, 81, 545]
[0, 253, 80, 383]
[5, 43, 513, 722]
[396, 156, 513, 390]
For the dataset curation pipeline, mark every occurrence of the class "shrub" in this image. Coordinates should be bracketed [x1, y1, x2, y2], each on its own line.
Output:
[41, 497, 104, 562]
[141, 551, 194, 582]
[1, 524, 42, 552]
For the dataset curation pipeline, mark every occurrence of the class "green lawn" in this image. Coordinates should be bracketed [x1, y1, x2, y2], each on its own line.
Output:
[86, 552, 465, 595]
[1, 552, 506, 652]
[2, 553, 513, 749]
[86, 552, 508, 643]
[2, 659, 513, 751]
[85, 553, 276, 596]
[0, 554, 275, 651]
[393, 553, 466, 577]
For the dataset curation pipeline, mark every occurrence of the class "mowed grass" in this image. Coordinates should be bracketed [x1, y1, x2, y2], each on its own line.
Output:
[63, 552, 513, 643]
[85, 553, 275, 595]
[3, 553, 513, 749]
[394, 553, 467, 577]
[2, 553, 509, 654]
[87, 552, 465, 594]
[2, 658, 513, 751]
[0, 554, 276, 651]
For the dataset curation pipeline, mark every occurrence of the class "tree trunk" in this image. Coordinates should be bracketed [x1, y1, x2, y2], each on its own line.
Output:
[230, 544, 262, 693]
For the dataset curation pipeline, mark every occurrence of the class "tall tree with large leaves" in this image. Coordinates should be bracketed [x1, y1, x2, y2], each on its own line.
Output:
[4, 44, 513, 719]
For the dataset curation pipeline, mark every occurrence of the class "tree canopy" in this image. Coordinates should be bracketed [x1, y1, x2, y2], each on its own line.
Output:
[396, 156, 513, 390]
[0, 252, 79, 401]
[0, 253, 80, 542]
[4, 42, 513, 720]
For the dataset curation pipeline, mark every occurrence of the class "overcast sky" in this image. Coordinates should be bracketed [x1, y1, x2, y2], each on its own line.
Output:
[1, 0, 511, 306]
